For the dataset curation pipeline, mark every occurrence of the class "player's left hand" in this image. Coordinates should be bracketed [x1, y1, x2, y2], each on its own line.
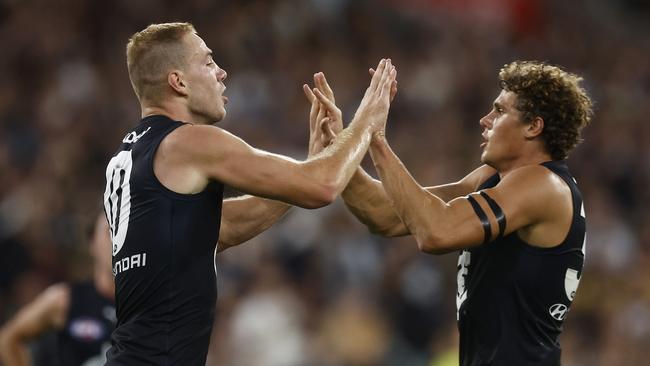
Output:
[369, 67, 398, 102]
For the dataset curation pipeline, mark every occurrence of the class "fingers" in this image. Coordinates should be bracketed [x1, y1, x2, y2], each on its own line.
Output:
[390, 79, 398, 102]
[373, 65, 397, 102]
[314, 72, 335, 103]
[303, 83, 315, 103]
[313, 88, 339, 116]
[368, 59, 387, 93]
[309, 95, 320, 132]
[318, 118, 337, 147]
[379, 66, 397, 100]
[323, 120, 337, 141]
[369, 64, 397, 102]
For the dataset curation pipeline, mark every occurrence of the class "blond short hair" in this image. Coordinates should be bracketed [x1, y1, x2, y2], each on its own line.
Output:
[126, 22, 196, 102]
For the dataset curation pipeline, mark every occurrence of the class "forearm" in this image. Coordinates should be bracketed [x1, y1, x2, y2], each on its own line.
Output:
[306, 119, 372, 198]
[217, 195, 291, 252]
[342, 168, 409, 236]
[369, 136, 448, 250]
[0, 333, 30, 366]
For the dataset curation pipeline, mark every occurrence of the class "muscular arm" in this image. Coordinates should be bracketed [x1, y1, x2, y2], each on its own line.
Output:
[369, 136, 568, 254]
[0, 284, 70, 366]
[216, 196, 291, 252]
[342, 165, 496, 237]
[158, 60, 396, 210]
[169, 122, 371, 209]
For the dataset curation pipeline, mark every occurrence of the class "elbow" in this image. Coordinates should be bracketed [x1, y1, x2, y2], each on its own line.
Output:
[302, 181, 337, 209]
[415, 233, 450, 255]
[369, 225, 399, 238]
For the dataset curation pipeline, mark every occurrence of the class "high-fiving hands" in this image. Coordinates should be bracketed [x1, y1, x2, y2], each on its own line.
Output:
[304, 59, 398, 156]
[303, 72, 342, 156]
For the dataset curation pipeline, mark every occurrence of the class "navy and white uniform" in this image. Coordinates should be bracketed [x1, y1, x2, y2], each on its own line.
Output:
[103, 115, 224, 365]
[33, 281, 115, 366]
[456, 160, 586, 366]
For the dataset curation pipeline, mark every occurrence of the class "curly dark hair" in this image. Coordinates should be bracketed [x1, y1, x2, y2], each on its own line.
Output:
[499, 61, 593, 160]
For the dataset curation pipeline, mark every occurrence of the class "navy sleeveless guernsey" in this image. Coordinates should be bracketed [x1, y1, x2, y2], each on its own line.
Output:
[103, 115, 224, 365]
[456, 160, 586, 366]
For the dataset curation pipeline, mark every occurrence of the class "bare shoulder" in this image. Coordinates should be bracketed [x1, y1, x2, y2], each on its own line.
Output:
[161, 124, 234, 153]
[491, 164, 571, 222]
[158, 124, 246, 168]
[500, 164, 569, 194]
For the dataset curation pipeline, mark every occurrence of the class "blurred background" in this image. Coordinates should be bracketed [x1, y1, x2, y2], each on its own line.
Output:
[1, 0, 649, 365]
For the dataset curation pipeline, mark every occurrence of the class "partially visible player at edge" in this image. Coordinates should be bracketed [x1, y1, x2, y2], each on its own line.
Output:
[309, 61, 593, 365]
[0, 214, 115, 366]
[102, 22, 396, 365]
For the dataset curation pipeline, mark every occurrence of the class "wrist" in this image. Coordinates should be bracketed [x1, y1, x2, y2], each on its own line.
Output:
[370, 130, 387, 148]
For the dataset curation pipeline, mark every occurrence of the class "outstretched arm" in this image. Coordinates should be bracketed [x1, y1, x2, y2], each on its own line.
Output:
[0, 284, 69, 366]
[215, 72, 345, 253]
[368, 135, 565, 254]
[305, 70, 496, 238]
[160, 59, 397, 209]
[341, 165, 496, 237]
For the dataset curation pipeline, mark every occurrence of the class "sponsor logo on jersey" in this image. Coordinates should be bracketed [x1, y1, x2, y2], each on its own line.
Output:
[549, 303, 568, 321]
[122, 127, 151, 144]
[113, 252, 147, 275]
[68, 317, 106, 342]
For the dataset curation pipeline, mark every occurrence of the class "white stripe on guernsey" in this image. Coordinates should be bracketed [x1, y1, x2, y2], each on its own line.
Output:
[213, 246, 218, 281]
[579, 202, 586, 256]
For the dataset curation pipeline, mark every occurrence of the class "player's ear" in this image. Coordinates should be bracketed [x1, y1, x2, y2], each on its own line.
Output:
[168, 70, 188, 96]
[524, 116, 544, 139]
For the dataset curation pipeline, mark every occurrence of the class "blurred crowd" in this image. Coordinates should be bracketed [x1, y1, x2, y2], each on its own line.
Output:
[1, 0, 649, 365]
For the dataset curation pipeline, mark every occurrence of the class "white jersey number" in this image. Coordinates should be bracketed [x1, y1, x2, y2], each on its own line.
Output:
[103, 150, 133, 256]
[456, 250, 471, 319]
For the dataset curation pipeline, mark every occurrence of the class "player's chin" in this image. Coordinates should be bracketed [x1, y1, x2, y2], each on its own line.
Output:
[479, 150, 490, 164]
[212, 107, 227, 123]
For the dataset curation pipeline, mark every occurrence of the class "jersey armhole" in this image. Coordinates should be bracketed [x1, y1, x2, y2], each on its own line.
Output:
[517, 165, 580, 254]
[146, 122, 214, 201]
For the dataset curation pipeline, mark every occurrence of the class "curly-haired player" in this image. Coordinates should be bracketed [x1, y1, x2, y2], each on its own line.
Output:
[310, 61, 593, 365]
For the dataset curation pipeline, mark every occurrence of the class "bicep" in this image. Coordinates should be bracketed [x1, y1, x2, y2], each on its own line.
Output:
[429, 168, 548, 252]
[188, 127, 325, 207]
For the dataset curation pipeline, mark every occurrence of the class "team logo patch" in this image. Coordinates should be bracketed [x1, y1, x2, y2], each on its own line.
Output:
[69, 317, 105, 342]
[549, 303, 568, 321]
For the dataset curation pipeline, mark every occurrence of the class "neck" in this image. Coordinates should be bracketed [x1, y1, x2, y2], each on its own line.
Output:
[496, 150, 553, 178]
[141, 103, 194, 124]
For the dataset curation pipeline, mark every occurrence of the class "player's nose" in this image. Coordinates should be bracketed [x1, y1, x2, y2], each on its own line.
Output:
[479, 113, 490, 128]
[217, 68, 227, 82]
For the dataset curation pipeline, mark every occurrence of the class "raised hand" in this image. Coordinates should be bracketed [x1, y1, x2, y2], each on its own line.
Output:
[303, 73, 341, 156]
[313, 72, 343, 137]
[369, 67, 398, 102]
[354, 59, 397, 135]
